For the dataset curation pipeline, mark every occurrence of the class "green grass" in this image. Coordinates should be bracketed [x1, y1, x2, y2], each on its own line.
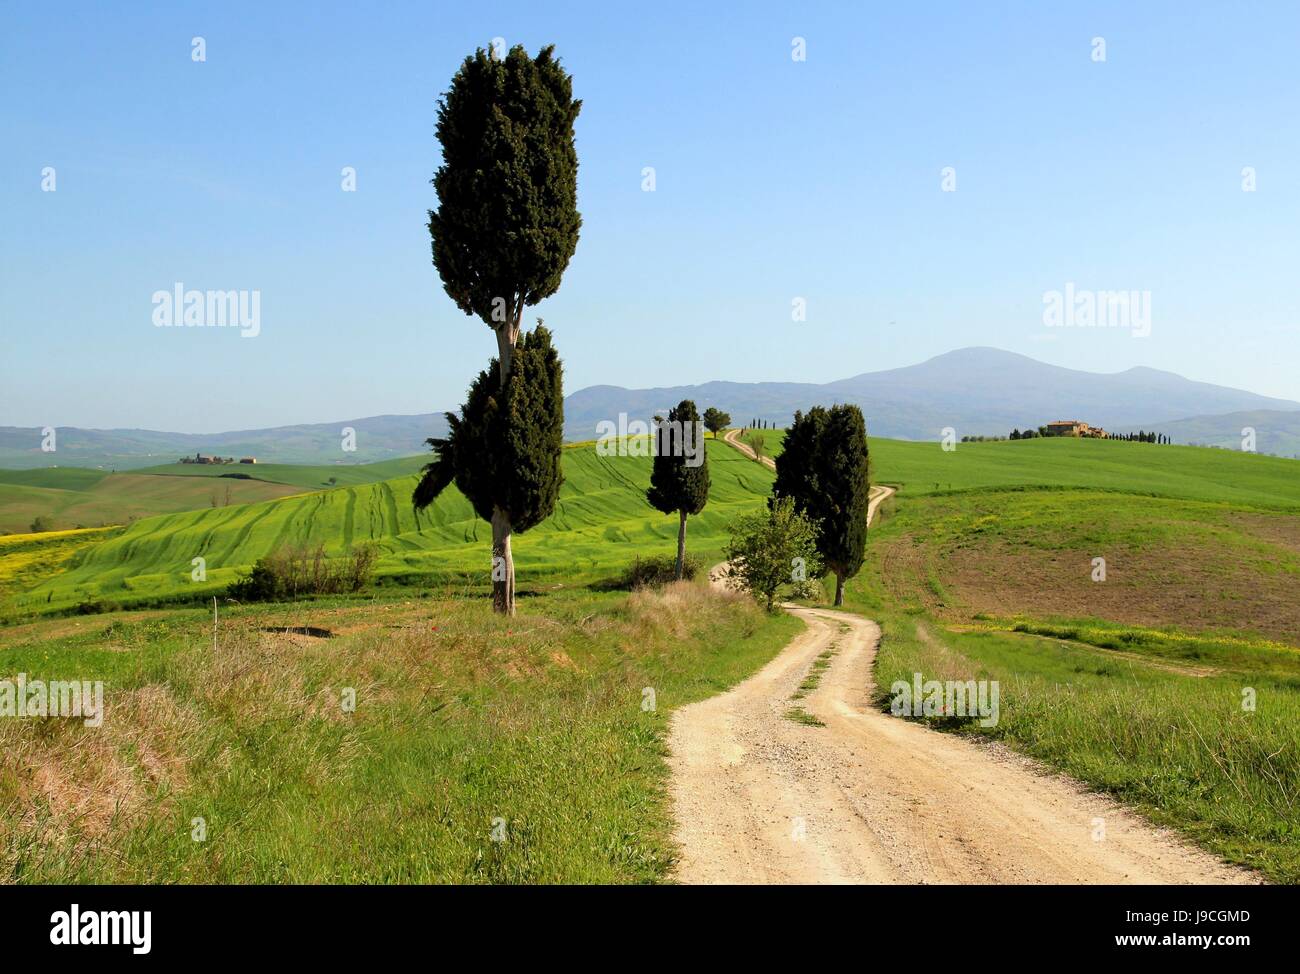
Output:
[0, 455, 428, 535]
[735, 427, 786, 461]
[0, 468, 111, 491]
[4, 440, 775, 615]
[856, 609, 1300, 882]
[871, 436, 1300, 509]
[783, 706, 825, 727]
[6, 430, 1300, 882]
[0, 582, 800, 883]
[841, 436, 1300, 882]
[0, 529, 119, 600]
[791, 647, 836, 700]
[0, 474, 307, 535]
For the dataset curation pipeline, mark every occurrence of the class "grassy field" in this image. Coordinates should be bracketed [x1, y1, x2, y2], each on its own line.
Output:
[0, 457, 433, 535]
[0, 474, 307, 535]
[870, 436, 1300, 508]
[0, 529, 120, 601]
[0, 582, 799, 882]
[842, 438, 1300, 882]
[4, 431, 1299, 882]
[2, 440, 775, 616]
[0, 468, 112, 491]
[129, 456, 429, 488]
[739, 427, 1300, 509]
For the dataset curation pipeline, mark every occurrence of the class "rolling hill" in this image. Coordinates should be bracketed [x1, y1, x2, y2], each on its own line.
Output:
[7, 432, 1299, 617]
[0, 458, 430, 535]
[5, 439, 777, 613]
[0, 474, 306, 535]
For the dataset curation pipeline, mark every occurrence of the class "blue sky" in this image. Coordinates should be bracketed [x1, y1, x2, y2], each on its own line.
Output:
[3, 1, 1299, 431]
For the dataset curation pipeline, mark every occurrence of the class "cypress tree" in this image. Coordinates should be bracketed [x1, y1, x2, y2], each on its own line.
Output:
[413, 326, 564, 613]
[425, 44, 581, 614]
[646, 399, 711, 580]
[774, 404, 871, 606]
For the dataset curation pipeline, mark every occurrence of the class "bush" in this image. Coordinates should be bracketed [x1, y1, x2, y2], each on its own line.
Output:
[75, 599, 119, 615]
[227, 543, 379, 602]
[620, 553, 700, 589]
[29, 515, 55, 533]
[722, 496, 823, 612]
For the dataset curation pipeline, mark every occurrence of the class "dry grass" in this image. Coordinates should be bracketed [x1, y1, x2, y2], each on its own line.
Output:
[1, 582, 798, 882]
[0, 684, 197, 877]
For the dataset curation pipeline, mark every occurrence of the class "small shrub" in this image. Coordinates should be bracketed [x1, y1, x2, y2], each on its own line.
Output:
[75, 599, 119, 615]
[227, 542, 379, 602]
[620, 554, 700, 589]
[723, 497, 823, 612]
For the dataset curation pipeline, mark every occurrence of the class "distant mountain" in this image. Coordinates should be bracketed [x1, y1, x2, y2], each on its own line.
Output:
[562, 347, 1300, 442]
[5, 347, 1298, 468]
[0, 414, 450, 470]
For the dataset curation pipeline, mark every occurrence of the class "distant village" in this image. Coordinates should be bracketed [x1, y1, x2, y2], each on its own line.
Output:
[179, 452, 257, 465]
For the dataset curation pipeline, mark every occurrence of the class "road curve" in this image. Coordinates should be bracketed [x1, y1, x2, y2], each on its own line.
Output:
[719, 427, 897, 522]
[675, 431, 1254, 884]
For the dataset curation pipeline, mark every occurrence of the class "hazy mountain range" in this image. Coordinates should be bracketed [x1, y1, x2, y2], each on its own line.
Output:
[4, 348, 1299, 469]
[0, 415, 451, 470]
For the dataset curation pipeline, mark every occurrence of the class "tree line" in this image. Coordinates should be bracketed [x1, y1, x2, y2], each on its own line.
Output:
[1005, 428, 1170, 443]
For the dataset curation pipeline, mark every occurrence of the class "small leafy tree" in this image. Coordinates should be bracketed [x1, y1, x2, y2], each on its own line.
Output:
[646, 399, 710, 580]
[723, 497, 822, 612]
[701, 407, 731, 438]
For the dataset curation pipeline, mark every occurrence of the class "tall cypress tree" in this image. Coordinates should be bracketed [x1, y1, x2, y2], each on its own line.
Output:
[774, 404, 870, 606]
[426, 44, 581, 614]
[646, 399, 711, 580]
[413, 326, 564, 613]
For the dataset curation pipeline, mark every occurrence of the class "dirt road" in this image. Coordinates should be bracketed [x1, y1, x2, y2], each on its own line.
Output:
[668, 604, 1253, 884]
[673, 431, 1253, 884]
[720, 427, 897, 518]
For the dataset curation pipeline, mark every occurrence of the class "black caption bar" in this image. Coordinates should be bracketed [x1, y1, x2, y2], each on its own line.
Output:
[0, 884, 1286, 960]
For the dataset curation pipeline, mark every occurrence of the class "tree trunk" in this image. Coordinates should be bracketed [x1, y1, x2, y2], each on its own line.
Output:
[489, 314, 522, 615]
[491, 505, 515, 616]
[495, 323, 516, 390]
[834, 570, 845, 607]
[675, 509, 687, 580]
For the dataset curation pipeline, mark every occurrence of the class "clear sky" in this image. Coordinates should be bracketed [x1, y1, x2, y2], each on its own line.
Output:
[4, 1, 1299, 432]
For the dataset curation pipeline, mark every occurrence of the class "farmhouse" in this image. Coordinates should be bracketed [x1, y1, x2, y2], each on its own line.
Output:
[1045, 420, 1109, 439]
